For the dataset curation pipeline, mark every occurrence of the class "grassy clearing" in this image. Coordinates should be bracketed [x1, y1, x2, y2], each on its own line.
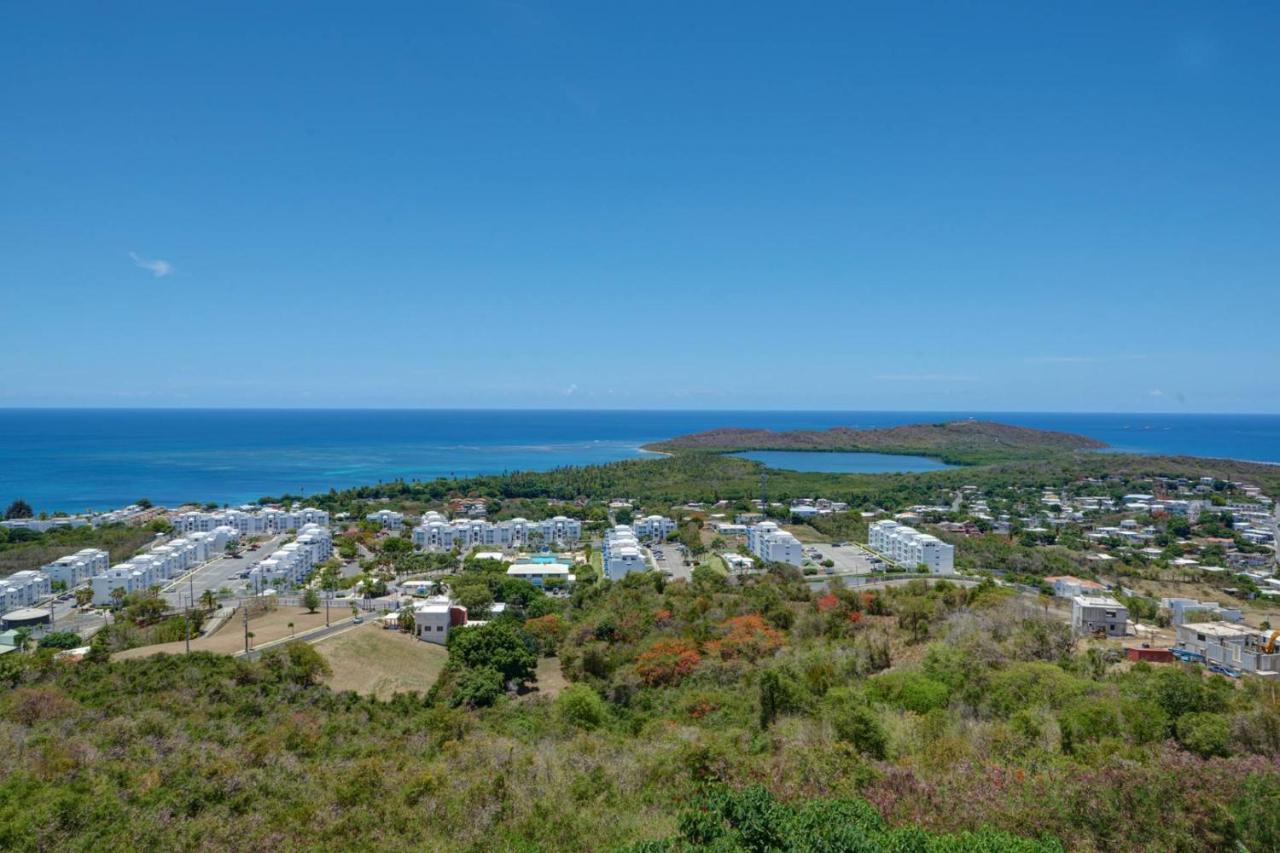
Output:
[114, 606, 342, 659]
[314, 623, 448, 698]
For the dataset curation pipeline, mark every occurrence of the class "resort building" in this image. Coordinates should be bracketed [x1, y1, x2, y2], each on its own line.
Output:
[41, 549, 110, 588]
[632, 515, 677, 541]
[0, 571, 53, 611]
[170, 506, 330, 536]
[868, 520, 955, 575]
[506, 562, 574, 588]
[90, 526, 238, 604]
[410, 512, 582, 551]
[366, 509, 404, 530]
[746, 522, 804, 567]
[247, 523, 332, 590]
[602, 526, 649, 580]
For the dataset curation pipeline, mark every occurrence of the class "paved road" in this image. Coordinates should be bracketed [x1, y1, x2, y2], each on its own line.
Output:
[162, 535, 285, 608]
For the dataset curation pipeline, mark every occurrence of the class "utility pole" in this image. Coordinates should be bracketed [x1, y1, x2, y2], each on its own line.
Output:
[243, 603, 250, 654]
[184, 600, 191, 654]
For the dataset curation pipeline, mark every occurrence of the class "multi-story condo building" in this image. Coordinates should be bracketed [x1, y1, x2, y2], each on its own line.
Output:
[170, 507, 329, 536]
[90, 526, 237, 604]
[868, 520, 955, 575]
[411, 512, 582, 551]
[632, 515, 677, 541]
[366, 509, 404, 530]
[602, 525, 649, 580]
[248, 523, 332, 589]
[0, 570, 53, 611]
[41, 548, 111, 588]
[746, 522, 804, 566]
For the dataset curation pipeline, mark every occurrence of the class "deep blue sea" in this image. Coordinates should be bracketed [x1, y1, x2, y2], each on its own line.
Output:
[2, 409, 1278, 513]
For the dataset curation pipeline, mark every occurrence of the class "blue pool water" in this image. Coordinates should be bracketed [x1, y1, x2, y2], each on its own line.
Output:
[1, 409, 1278, 512]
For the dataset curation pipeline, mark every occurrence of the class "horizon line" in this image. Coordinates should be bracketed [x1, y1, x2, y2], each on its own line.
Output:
[1, 406, 1279, 417]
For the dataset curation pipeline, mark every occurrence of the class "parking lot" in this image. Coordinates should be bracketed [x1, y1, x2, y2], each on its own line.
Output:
[802, 542, 878, 576]
[649, 541, 690, 580]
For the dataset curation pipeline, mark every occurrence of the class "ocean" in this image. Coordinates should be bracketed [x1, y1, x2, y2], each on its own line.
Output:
[2, 409, 1279, 513]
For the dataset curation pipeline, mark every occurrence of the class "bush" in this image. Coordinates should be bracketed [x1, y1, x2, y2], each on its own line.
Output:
[1176, 712, 1232, 758]
[828, 693, 887, 760]
[36, 631, 83, 650]
[867, 670, 951, 714]
[447, 622, 537, 687]
[449, 666, 505, 708]
[557, 684, 608, 730]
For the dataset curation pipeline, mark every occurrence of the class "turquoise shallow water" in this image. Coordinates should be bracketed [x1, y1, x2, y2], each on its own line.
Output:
[1, 409, 1278, 513]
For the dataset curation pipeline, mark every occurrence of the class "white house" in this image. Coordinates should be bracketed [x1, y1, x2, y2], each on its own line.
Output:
[413, 597, 468, 645]
[747, 522, 804, 566]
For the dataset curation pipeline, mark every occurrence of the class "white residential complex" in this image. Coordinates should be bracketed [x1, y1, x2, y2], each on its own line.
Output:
[91, 526, 238, 604]
[366, 509, 405, 529]
[411, 512, 582, 551]
[41, 549, 111, 588]
[631, 515, 677, 541]
[170, 506, 330, 536]
[248, 524, 333, 589]
[0, 570, 53, 611]
[868, 520, 955, 575]
[602, 525, 649, 580]
[747, 522, 804, 566]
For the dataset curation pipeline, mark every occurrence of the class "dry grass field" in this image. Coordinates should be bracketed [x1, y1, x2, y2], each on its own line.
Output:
[115, 606, 341, 659]
[313, 623, 448, 699]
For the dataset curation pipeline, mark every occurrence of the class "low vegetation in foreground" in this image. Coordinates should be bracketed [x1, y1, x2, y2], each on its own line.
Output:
[2, 568, 1279, 851]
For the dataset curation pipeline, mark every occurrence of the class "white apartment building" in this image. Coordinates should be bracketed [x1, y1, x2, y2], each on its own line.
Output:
[366, 509, 405, 530]
[632, 515, 677, 541]
[0, 570, 53, 611]
[603, 525, 649, 580]
[411, 513, 582, 551]
[89, 526, 237, 604]
[746, 522, 804, 566]
[41, 549, 110, 588]
[248, 523, 332, 589]
[170, 506, 329, 536]
[868, 520, 955, 575]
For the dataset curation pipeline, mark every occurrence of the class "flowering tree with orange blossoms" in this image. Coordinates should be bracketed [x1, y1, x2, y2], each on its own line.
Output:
[710, 614, 784, 662]
[635, 638, 702, 686]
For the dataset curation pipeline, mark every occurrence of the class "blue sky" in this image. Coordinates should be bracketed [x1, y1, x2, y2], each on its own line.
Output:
[2, 2, 1278, 412]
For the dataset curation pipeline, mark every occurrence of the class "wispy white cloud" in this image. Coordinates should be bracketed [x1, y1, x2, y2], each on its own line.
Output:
[129, 251, 174, 278]
[874, 373, 977, 383]
[563, 383, 578, 396]
[1148, 389, 1165, 398]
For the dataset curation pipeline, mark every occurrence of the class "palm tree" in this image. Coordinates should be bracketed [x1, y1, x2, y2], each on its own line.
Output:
[288, 621, 295, 638]
[200, 589, 218, 611]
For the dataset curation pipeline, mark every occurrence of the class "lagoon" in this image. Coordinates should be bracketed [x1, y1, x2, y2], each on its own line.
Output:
[731, 450, 955, 474]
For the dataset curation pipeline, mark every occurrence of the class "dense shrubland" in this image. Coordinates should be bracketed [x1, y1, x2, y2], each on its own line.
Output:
[1, 566, 1279, 850]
